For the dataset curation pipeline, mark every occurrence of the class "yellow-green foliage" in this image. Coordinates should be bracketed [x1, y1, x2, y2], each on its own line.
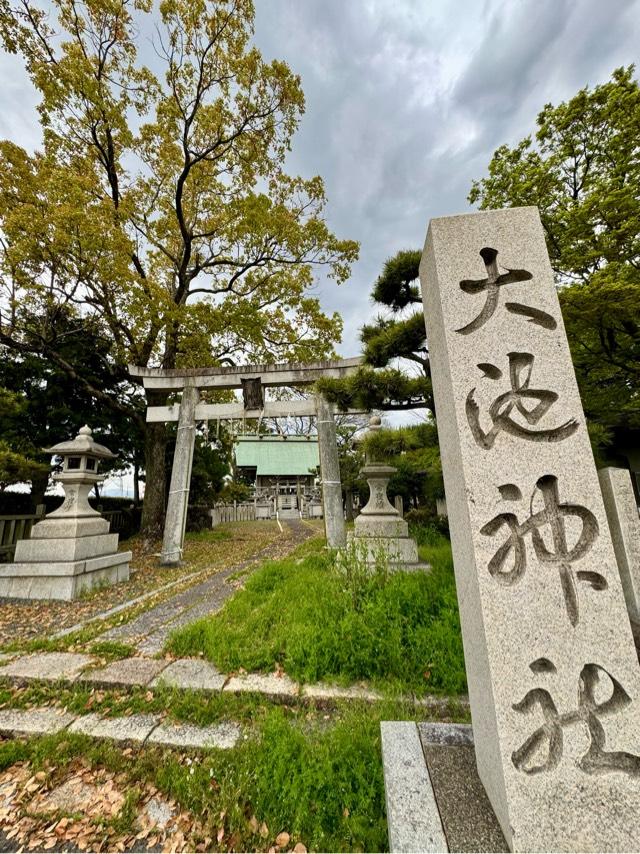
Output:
[0, 0, 359, 373]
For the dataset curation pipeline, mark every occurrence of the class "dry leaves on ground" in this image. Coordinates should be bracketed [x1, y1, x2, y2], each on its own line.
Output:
[0, 758, 203, 852]
[0, 522, 287, 646]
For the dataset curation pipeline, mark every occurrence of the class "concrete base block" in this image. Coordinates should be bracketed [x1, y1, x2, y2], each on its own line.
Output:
[14, 532, 119, 563]
[381, 721, 448, 853]
[30, 515, 110, 539]
[381, 721, 508, 853]
[0, 552, 131, 601]
[349, 533, 422, 568]
[354, 515, 410, 539]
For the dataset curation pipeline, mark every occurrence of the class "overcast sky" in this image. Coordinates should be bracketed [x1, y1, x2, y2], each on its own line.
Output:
[249, 0, 640, 362]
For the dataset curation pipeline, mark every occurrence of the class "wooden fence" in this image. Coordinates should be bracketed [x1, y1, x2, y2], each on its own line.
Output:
[0, 506, 138, 562]
[0, 507, 45, 561]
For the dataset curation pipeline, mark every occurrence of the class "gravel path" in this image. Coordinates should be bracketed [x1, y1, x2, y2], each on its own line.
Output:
[99, 519, 314, 654]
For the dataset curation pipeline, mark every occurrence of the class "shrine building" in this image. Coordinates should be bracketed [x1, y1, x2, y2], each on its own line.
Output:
[234, 435, 320, 515]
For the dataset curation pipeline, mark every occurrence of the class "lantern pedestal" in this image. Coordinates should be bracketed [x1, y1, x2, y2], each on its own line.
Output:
[351, 462, 423, 569]
[0, 426, 131, 601]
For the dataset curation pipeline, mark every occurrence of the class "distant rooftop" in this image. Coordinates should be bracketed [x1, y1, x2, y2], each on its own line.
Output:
[234, 436, 319, 476]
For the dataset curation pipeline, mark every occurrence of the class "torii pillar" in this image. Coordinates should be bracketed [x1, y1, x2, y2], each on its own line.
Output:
[161, 384, 199, 565]
[316, 394, 346, 548]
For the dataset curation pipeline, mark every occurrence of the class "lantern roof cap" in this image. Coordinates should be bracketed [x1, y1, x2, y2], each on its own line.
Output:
[44, 425, 116, 460]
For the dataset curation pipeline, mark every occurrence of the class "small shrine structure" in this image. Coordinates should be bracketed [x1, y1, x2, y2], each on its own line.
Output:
[351, 416, 422, 570]
[234, 435, 320, 518]
[0, 426, 132, 600]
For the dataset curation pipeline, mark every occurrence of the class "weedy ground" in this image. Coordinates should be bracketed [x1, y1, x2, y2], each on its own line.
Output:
[0, 522, 297, 653]
[0, 523, 469, 852]
[0, 684, 468, 853]
[168, 527, 467, 697]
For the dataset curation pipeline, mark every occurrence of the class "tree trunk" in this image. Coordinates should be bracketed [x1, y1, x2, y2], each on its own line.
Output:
[345, 488, 354, 522]
[29, 468, 50, 513]
[140, 390, 169, 539]
[133, 462, 140, 505]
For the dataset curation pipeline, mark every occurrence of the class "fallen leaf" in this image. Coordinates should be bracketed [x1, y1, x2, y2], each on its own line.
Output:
[248, 815, 259, 834]
[216, 826, 224, 843]
[260, 821, 269, 838]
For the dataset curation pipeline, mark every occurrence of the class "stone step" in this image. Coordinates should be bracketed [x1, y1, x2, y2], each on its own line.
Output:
[0, 651, 470, 711]
[0, 707, 241, 750]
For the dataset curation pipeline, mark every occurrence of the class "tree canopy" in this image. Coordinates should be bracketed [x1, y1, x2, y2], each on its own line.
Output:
[317, 250, 434, 414]
[469, 66, 640, 455]
[0, 0, 358, 532]
[362, 420, 443, 512]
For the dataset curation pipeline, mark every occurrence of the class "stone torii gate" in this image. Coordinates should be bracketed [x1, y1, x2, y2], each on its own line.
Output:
[129, 357, 363, 564]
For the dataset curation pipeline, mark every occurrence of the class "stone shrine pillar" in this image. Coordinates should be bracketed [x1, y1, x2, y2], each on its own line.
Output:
[0, 426, 131, 600]
[598, 466, 640, 624]
[420, 207, 640, 852]
[315, 394, 346, 548]
[352, 416, 421, 569]
[161, 384, 199, 565]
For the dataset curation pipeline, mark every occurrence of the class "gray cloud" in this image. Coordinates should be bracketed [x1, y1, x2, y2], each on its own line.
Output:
[254, 0, 640, 358]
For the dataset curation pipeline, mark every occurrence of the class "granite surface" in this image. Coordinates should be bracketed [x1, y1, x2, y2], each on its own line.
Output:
[419, 206, 640, 850]
[380, 721, 447, 853]
[0, 652, 93, 683]
[598, 466, 640, 622]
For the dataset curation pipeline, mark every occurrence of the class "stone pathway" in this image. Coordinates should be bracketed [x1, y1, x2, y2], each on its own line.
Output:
[0, 650, 467, 712]
[0, 707, 241, 750]
[99, 518, 314, 654]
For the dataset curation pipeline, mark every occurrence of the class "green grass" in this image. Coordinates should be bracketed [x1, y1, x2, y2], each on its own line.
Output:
[167, 527, 467, 696]
[0, 701, 391, 852]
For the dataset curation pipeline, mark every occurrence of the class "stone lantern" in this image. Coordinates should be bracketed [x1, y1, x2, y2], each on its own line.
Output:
[352, 416, 423, 570]
[0, 426, 132, 601]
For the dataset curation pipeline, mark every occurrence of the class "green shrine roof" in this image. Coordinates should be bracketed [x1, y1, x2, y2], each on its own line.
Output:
[234, 436, 319, 476]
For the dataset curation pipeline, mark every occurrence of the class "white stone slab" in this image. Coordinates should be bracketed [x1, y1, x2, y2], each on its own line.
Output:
[14, 533, 119, 563]
[420, 206, 640, 851]
[598, 467, 640, 622]
[0, 557, 130, 600]
[68, 713, 159, 743]
[147, 720, 240, 749]
[301, 682, 382, 702]
[30, 516, 110, 539]
[0, 652, 93, 683]
[0, 708, 76, 736]
[380, 721, 448, 853]
[150, 658, 226, 692]
[223, 672, 299, 699]
[83, 657, 168, 687]
[0, 551, 132, 577]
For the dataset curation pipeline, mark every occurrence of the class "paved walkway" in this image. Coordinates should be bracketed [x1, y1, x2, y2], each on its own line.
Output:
[0, 650, 467, 713]
[0, 707, 240, 750]
[98, 518, 314, 654]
